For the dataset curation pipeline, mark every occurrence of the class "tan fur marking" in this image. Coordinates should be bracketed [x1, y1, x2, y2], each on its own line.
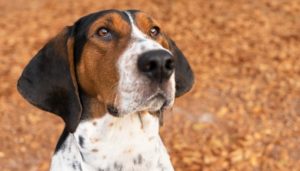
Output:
[135, 13, 170, 50]
[92, 149, 99, 152]
[90, 138, 100, 143]
[124, 148, 133, 154]
[108, 122, 114, 127]
[148, 136, 155, 141]
[76, 13, 131, 118]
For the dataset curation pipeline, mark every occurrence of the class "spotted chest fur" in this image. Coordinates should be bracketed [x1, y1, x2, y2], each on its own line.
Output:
[50, 113, 174, 171]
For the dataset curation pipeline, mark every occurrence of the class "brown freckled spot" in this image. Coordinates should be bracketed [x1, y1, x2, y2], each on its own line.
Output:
[108, 122, 114, 127]
[102, 155, 106, 159]
[148, 136, 155, 141]
[90, 138, 100, 143]
[124, 148, 133, 154]
[92, 149, 98, 152]
[93, 121, 97, 126]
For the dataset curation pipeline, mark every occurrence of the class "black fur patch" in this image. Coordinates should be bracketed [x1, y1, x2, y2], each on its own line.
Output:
[114, 162, 123, 171]
[79, 151, 86, 162]
[54, 127, 69, 153]
[133, 154, 143, 165]
[167, 39, 194, 97]
[78, 135, 84, 148]
[17, 27, 82, 133]
[72, 161, 82, 171]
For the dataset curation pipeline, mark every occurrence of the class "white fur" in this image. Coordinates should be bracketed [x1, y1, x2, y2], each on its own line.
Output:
[50, 113, 174, 171]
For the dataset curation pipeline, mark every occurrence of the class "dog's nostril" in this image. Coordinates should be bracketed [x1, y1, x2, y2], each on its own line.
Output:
[165, 59, 174, 70]
[145, 60, 157, 72]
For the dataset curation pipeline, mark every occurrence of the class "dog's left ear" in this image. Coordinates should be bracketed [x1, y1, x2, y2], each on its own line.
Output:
[166, 38, 194, 97]
[17, 27, 82, 133]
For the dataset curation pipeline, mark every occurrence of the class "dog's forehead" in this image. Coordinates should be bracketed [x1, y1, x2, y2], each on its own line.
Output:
[125, 10, 159, 33]
[74, 10, 154, 33]
[74, 10, 129, 34]
[73, 10, 158, 62]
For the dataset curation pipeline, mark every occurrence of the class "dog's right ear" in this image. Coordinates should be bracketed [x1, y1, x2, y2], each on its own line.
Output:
[17, 27, 82, 133]
[165, 37, 194, 97]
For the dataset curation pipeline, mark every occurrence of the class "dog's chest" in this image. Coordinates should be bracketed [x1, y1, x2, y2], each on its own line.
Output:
[50, 113, 174, 171]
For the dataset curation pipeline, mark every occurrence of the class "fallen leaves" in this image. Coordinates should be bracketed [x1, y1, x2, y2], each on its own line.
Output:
[1, 0, 300, 171]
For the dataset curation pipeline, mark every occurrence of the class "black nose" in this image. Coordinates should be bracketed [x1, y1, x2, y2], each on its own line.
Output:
[138, 50, 175, 83]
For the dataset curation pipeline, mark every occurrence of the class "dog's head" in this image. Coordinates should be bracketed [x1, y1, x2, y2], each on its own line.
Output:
[17, 9, 194, 132]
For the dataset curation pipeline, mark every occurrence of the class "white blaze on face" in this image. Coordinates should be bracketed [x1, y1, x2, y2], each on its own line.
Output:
[116, 12, 175, 115]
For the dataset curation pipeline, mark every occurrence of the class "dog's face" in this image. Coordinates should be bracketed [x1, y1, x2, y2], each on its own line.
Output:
[75, 10, 176, 115]
[17, 10, 194, 132]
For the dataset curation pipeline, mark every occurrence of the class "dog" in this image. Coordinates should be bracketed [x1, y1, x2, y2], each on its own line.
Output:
[17, 9, 194, 171]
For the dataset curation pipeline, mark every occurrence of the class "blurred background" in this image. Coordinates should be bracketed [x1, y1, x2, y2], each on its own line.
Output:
[1, 0, 300, 170]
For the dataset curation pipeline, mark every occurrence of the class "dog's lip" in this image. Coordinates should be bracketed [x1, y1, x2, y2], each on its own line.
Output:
[147, 90, 167, 101]
[150, 93, 166, 101]
[107, 104, 119, 117]
[111, 90, 171, 116]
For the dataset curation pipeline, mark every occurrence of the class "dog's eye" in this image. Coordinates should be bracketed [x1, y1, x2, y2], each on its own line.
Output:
[97, 27, 112, 40]
[149, 26, 160, 37]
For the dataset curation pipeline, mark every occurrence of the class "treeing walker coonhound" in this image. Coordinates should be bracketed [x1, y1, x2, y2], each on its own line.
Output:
[17, 9, 194, 171]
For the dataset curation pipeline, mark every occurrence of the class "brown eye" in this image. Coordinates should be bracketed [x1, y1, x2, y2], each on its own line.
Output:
[97, 27, 112, 40]
[150, 26, 160, 37]
[98, 28, 108, 36]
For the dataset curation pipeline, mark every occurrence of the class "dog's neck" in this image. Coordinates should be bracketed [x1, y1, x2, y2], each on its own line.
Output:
[51, 112, 174, 171]
[75, 112, 160, 148]
[75, 112, 160, 164]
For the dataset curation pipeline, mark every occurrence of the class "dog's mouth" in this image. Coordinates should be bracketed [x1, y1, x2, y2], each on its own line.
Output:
[107, 91, 170, 117]
[106, 91, 171, 127]
[135, 92, 169, 127]
[145, 92, 168, 111]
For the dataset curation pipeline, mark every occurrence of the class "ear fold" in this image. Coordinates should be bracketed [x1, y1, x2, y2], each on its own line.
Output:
[167, 38, 194, 97]
[17, 27, 82, 133]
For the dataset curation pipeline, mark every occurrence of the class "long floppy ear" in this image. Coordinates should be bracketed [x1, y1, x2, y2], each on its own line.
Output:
[167, 38, 194, 97]
[17, 27, 82, 133]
